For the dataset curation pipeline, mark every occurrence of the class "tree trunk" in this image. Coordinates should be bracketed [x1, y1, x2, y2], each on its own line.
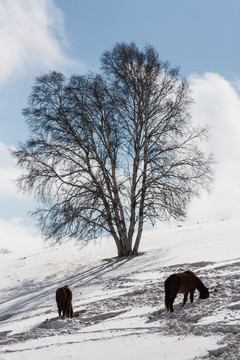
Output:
[132, 220, 143, 255]
[133, 142, 147, 255]
[115, 236, 133, 257]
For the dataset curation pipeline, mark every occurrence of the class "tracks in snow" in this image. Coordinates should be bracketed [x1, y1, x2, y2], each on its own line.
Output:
[1, 258, 240, 359]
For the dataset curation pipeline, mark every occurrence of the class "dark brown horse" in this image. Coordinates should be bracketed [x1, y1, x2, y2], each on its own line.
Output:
[56, 285, 73, 318]
[164, 270, 209, 312]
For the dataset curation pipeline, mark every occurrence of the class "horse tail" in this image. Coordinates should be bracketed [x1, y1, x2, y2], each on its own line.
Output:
[164, 277, 172, 311]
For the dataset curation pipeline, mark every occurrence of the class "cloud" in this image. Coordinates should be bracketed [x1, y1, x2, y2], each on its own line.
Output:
[187, 73, 240, 222]
[190, 73, 240, 160]
[0, 217, 43, 253]
[0, 141, 21, 198]
[0, 0, 83, 84]
[0, 142, 43, 253]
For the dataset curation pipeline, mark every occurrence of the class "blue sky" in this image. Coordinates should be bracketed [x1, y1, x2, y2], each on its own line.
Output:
[58, 0, 240, 77]
[0, 0, 240, 251]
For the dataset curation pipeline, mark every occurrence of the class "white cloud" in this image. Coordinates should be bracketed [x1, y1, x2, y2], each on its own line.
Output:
[190, 73, 240, 160]
[0, 142, 42, 253]
[188, 73, 240, 222]
[0, 217, 42, 253]
[0, 142, 43, 253]
[0, 141, 21, 198]
[0, 0, 83, 84]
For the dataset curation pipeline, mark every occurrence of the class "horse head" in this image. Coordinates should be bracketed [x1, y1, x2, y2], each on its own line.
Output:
[199, 286, 209, 299]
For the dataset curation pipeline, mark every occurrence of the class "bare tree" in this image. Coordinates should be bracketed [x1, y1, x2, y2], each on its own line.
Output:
[12, 43, 214, 257]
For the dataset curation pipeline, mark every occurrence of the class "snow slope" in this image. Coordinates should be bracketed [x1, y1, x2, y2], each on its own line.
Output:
[0, 219, 240, 359]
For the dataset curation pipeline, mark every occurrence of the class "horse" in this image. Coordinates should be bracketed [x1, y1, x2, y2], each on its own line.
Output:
[56, 285, 73, 318]
[164, 270, 209, 312]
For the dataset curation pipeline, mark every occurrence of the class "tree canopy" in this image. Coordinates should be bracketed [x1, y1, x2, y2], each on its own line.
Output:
[13, 42, 214, 257]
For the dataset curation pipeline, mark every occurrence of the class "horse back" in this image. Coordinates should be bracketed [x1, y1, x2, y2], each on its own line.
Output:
[165, 271, 198, 294]
[177, 271, 199, 293]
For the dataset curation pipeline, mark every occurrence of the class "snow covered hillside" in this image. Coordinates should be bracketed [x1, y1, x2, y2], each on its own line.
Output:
[0, 220, 240, 359]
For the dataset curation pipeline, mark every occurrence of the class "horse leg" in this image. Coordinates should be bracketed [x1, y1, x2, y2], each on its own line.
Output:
[57, 300, 64, 317]
[190, 289, 195, 303]
[169, 297, 174, 312]
[67, 302, 73, 318]
[164, 275, 181, 312]
[62, 289, 68, 317]
[56, 287, 67, 317]
[64, 298, 71, 318]
[183, 292, 189, 307]
[63, 302, 67, 317]
[170, 291, 178, 312]
[64, 298, 73, 318]
[66, 303, 70, 318]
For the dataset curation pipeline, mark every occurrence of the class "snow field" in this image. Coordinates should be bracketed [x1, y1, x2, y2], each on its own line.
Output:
[0, 219, 240, 359]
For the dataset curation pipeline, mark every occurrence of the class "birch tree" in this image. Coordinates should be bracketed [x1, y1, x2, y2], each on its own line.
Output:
[13, 42, 214, 257]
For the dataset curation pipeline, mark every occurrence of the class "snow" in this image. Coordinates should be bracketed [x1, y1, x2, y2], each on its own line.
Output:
[0, 219, 240, 359]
